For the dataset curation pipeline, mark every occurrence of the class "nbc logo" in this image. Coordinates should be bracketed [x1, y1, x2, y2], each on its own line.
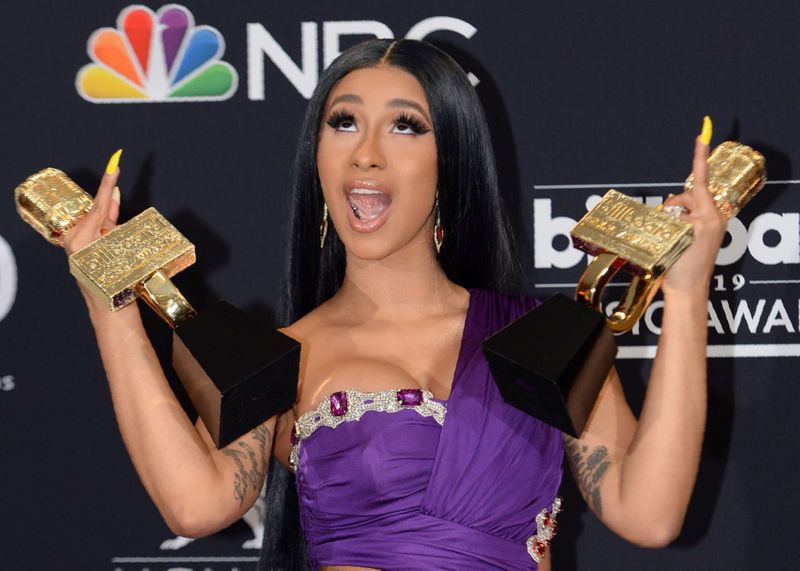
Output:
[76, 4, 238, 103]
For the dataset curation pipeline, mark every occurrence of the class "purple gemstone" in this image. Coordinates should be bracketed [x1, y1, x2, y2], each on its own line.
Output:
[290, 425, 297, 445]
[112, 289, 136, 308]
[330, 391, 348, 416]
[397, 389, 423, 406]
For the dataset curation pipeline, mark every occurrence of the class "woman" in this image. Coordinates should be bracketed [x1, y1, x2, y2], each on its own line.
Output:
[65, 39, 724, 569]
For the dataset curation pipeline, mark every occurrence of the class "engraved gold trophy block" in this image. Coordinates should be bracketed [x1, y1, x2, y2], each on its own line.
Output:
[15, 167, 299, 448]
[483, 141, 766, 437]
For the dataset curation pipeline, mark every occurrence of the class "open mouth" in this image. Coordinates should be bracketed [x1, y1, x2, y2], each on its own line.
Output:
[347, 188, 391, 222]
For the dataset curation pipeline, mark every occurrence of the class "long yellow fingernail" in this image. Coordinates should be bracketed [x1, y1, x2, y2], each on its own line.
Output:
[105, 149, 123, 175]
[700, 116, 712, 146]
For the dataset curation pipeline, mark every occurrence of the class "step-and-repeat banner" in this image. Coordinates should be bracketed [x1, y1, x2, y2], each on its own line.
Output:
[2, 1, 798, 569]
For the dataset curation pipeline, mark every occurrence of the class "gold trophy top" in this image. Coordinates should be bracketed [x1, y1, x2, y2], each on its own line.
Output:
[571, 140, 767, 334]
[572, 141, 767, 279]
[14, 167, 197, 325]
[15, 167, 93, 245]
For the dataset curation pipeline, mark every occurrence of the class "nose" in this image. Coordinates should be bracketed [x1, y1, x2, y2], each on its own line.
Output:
[351, 130, 385, 170]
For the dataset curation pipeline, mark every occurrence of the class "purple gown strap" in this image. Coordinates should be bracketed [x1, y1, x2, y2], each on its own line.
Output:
[421, 289, 563, 543]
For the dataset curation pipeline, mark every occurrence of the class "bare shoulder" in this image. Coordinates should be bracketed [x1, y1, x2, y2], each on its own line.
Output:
[280, 299, 339, 343]
[273, 302, 340, 468]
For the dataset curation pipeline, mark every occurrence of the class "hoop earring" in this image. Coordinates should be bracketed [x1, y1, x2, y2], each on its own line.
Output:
[433, 193, 443, 254]
[320, 202, 329, 249]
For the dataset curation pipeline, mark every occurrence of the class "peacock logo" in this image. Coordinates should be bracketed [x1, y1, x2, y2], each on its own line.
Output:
[76, 4, 238, 103]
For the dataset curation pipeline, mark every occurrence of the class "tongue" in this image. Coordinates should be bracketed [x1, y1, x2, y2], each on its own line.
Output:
[349, 193, 390, 221]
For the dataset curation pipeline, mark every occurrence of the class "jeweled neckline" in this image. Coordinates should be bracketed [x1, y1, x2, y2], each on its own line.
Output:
[289, 387, 448, 471]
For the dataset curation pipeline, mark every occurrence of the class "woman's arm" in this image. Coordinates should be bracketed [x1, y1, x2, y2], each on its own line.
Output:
[65, 152, 274, 537]
[564, 128, 726, 547]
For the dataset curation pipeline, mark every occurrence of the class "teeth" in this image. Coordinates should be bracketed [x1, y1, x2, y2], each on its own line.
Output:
[350, 188, 384, 195]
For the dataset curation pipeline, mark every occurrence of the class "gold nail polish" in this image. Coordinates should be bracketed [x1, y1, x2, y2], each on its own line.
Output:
[105, 149, 123, 175]
[700, 116, 712, 146]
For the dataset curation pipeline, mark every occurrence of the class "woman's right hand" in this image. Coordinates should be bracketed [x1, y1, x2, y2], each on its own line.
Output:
[63, 150, 123, 311]
[63, 149, 122, 256]
[62, 150, 274, 536]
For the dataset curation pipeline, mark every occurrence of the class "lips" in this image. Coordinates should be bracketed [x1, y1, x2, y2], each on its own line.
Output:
[348, 188, 391, 222]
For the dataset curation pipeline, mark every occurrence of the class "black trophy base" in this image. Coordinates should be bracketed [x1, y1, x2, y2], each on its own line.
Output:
[172, 301, 300, 448]
[481, 294, 617, 437]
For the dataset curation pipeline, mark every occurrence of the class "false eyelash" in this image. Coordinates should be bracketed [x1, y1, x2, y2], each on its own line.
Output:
[394, 112, 430, 135]
[324, 108, 431, 135]
[326, 109, 356, 130]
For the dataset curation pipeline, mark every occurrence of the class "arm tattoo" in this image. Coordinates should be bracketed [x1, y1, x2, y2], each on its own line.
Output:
[564, 437, 611, 517]
[222, 425, 271, 506]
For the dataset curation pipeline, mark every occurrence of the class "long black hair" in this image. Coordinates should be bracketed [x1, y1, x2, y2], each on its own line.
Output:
[261, 39, 519, 570]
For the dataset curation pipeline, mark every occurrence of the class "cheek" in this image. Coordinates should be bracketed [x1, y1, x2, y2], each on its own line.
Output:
[316, 136, 341, 195]
[394, 143, 438, 227]
[395, 141, 438, 187]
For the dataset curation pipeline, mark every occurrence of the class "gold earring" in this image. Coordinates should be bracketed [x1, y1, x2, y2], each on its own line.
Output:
[320, 202, 329, 249]
[433, 194, 443, 254]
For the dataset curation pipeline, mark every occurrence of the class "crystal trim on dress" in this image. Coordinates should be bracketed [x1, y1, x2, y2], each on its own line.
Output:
[526, 496, 562, 563]
[289, 388, 447, 472]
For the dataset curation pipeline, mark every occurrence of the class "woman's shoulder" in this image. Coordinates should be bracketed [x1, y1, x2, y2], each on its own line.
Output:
[279, 301, 334, 343]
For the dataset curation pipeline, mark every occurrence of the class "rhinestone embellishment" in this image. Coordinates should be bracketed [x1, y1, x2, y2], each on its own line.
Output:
[526, 496, 562, 563]
[289, 388, 446, 472]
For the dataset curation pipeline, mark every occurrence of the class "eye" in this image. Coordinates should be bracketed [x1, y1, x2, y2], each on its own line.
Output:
[392, 112, 430, 136]
[326, 109, 357, 132]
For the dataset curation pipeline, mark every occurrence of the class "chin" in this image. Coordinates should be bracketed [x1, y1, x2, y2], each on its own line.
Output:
[341, 230, 434, 265]
[342, 238, 397, 262]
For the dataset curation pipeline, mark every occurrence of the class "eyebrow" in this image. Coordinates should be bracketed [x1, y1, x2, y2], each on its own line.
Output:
[387, 98, 431, 123]
[328, 94, 431, 123]
[329, 94, 362, 107]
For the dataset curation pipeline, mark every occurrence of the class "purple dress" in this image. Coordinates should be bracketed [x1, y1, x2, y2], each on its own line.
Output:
[290, 289, 564, 569]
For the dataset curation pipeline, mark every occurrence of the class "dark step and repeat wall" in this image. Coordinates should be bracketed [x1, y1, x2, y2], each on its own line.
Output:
[2, 1, 798, 569]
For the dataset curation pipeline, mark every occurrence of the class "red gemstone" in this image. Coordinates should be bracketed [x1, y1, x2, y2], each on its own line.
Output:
[436, 226, 444, 244]
[543, 514, 550, 526]
[536, 540, 546, 555]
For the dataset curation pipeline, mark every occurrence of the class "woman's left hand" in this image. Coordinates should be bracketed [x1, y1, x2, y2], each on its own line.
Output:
[565, 126, 725, 547]
[660, 135, 728, 298]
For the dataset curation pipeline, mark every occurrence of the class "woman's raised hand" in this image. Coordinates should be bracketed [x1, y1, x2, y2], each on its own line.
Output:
[661, 118, 728, 298]
[573, 119, 725, 545]
[63, 149, 123, 257]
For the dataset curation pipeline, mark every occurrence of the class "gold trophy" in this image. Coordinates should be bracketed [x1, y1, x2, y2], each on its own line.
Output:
[484, 140, 766, 437]
[15, 168, 196, 321]
[15, 167, 299, 447]
[572, 141, 767, 333]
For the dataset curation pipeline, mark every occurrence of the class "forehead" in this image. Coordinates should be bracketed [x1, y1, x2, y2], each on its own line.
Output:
[326, 65, 429, 110]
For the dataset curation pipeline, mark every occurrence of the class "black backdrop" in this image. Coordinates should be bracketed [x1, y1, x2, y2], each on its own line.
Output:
[2, 1, 799, 569]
